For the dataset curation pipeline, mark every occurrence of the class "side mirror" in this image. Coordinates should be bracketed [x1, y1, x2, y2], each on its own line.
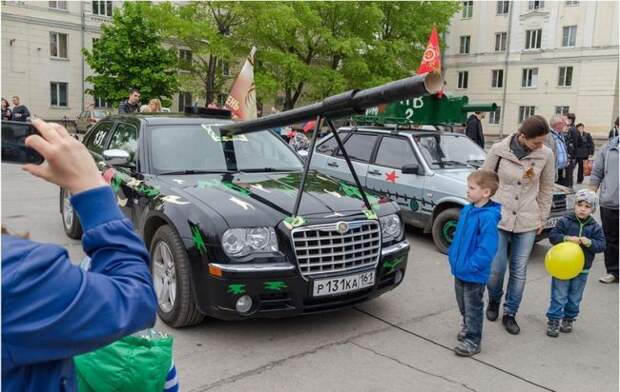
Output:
[402, 163, 420, 175]
[103, 149, 130, 167]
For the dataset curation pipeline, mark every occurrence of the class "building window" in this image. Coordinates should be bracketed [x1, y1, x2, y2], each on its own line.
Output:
[457, 71, 469, 89]
[50, 32, 68, 59]
[555, 106, 570, 115]
[525, 29, 542, 49]
[489, 106, 501, 124]
[221, 61, 230, 76]
[179, 49, 192, 70]
[495, 32, 507, 51]
[459, 36, 471, 54]
[491, 69, 504, 88]
[50, 82, 68, 107]
[94, 96, 112, 108]
[92, 1, 112, 17]
[519, 106, 536, 123]
[178, 92, 192, 112]
[565, 1, 579, 6]
[462, 1, 473, 18]
[562, 26, 577, 47]
[528, 0, 544, 10]
[521, 68, 538, 88]
[49, 1, 67, 10]
[497, 1, 510, 15]
[92, 37, 99, 47]
[558, 66, 573, 87]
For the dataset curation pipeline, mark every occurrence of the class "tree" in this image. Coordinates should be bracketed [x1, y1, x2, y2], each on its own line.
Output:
[83, 2, 179, 107]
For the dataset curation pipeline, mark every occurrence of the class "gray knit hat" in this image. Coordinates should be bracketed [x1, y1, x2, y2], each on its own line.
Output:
[575, 189, 598, 212]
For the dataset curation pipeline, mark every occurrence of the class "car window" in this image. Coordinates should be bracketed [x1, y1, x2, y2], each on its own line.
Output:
[336, 133, 377, 163]
[374, 136, 417, 169]
[108, 122, 138, 162]
[84, 121, 114, 155]
[415, 134, 485, 169]
[316, 132, 349, 156]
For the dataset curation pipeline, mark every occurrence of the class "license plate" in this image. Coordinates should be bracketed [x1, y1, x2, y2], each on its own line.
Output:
[544, 217, 561, 229]
[312, 271, 375, 297]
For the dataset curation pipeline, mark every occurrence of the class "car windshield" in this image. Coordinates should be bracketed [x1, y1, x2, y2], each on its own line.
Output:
[149, 124, 304, 173]
[414, 133, 486, 169]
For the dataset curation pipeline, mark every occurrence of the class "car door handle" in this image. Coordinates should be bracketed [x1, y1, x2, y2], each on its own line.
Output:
[327, 161, 339, 167]
[368, 170, 381, 175]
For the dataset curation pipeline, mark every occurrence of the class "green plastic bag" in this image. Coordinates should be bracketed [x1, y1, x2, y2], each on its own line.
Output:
[74, 333, 173, 392]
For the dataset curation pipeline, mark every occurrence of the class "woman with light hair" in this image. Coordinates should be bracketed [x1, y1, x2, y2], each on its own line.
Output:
[148, 98, 161, 113]
[140, 104, 151, 113]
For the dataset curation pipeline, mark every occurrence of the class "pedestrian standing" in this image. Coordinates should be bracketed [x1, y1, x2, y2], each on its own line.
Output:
[465, 112, 485, 149]
[482, 115, 555, 335]
[564, 113, 582, 188]
[545, 115, 569, 183]
[2, 97, 12, 120]
[609, 117, 619, 139]
[11, 96, 30, 122]
[449, 170, 501, 356]
[118, 88, 141, 114]
[589, 136, 619, 284]
[575, 123, 594, 184]
[148, 98, 162, 113]
[545, 189, 605, 337]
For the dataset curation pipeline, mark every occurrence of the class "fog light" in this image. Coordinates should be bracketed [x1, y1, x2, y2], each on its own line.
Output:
[235, 295, 253, 314]
[394, 269, 403, 285]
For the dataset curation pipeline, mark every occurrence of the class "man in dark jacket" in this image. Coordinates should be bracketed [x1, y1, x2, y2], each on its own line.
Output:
[118, 88, 141, 114]
[11, 96, 30, 122]
[564, 113, 582, 187]
[2, 118, 157, 391]
[575, 123, 594, 184]
[465, 112, 485, 149]
[609, 117, 618, 139]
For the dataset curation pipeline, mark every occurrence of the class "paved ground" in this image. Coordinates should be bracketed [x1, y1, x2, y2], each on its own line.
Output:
[2, 162, 618, 392]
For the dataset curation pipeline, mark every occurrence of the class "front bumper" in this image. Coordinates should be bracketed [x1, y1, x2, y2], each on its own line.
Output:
[197, 240, 410, 320]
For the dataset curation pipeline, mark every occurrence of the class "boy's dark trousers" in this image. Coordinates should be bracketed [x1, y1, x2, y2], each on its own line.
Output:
[454, 278, 485, 346]
[601, 207, 619, 278]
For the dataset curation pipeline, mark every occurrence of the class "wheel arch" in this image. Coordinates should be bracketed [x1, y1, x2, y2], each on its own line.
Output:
[425, 198, 466, 232]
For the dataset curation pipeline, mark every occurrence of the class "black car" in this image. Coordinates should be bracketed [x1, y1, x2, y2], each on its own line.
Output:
[60, 113, 410, 327]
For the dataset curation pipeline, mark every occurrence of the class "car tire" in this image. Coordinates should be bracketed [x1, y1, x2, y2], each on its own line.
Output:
[150, 225, 205, 328]
[60, 188, 83, 239]
[431, 208, 461, 255]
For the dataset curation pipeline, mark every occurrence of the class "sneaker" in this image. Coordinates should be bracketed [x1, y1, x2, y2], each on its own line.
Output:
[457, 326, 467, 342]
[560, 318, 574, 333]
[454, 340, 481, 357]
[546, 319, 560, 337]
[486, 300, 500, 321]
[599, 274, 619, 284]
[502, 314, 520, 335]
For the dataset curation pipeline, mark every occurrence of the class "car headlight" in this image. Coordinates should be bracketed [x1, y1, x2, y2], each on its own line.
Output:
[222, 227, 278, 258]
[379, 214, 402, 242]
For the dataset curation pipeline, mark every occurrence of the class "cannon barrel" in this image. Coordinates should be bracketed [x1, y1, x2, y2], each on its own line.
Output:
[461, 103, 497, 113]
[221, 72, 443, 134]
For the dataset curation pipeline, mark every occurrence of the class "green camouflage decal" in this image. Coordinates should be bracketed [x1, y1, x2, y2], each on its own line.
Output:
[363, 209, 378, 220]
[339, 182, 379, 209]
[111, 175, 122, 193]
[202, 124, 248, 142]
[410, 199, 419, 212]
[197, 179, 251, 198]
[283, 216, 306, 230]
[264, 281, 288, 291]
[189, 222, 207, 255]
[383, 256, 404, 274]
[227, 284, 246, 295]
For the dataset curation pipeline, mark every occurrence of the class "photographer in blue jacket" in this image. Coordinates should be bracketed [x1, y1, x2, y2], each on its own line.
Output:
[2, 118, 157, 391]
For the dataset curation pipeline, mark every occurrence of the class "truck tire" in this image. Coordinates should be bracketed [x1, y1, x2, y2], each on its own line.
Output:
[150, 225, 205, 328]
[431, 208, 461, 255]
[60, 188, 83, 239]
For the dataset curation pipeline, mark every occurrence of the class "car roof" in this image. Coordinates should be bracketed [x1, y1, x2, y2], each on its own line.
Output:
[335, 125, 461, 137]
[103, 113, 234, 127]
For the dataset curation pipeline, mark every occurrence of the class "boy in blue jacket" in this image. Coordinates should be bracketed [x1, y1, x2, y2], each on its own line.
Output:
[449, 170, 501, 357]
[545, 189, 606, 337]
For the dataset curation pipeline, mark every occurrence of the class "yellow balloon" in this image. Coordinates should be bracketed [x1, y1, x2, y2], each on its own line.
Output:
[545, 242, 585, 280]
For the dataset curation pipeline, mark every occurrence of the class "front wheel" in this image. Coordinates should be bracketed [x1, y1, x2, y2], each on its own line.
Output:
[60, 188, 83, 239]
[150, 225, 205, 328]
[431, 208, 461, 255]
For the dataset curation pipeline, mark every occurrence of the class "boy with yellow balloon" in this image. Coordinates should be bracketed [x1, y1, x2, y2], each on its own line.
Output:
[545, 189, 606, 337]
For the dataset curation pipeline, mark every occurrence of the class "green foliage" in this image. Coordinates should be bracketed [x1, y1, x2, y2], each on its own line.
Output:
[83, 2, 179, 107]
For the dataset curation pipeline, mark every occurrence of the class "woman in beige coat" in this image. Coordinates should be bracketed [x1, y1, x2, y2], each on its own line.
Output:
[481, 115, 555, 335]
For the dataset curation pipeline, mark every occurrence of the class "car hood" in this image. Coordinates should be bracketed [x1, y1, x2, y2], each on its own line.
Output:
[158, 171, 393, 228]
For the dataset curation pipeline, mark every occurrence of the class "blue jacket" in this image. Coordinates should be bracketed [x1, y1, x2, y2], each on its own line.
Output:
[549, 213, 606, 270]
[2, 186, 157, 391]
[448, 201, 502, 284]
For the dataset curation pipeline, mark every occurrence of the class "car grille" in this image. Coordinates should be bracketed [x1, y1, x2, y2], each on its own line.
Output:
[551, 194, 567, 212]
[291, 220, 381, 279]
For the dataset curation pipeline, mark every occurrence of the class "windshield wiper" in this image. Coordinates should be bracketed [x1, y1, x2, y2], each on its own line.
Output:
[432, 160, 469, 167]
[159, 170, 231, 175]
[239, 168, 300, 173]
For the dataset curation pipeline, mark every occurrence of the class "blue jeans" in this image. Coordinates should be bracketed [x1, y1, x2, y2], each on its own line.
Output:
[455, 278, 485, 346]
[487, 229, 537, 316]
[546, 273, 589, 320]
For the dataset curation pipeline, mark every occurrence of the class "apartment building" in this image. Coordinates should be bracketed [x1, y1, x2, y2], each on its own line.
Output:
[444, 0, 619, 135]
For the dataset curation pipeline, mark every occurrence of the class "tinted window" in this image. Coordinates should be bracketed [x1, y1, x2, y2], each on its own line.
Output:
[316, 132, 348, 156]
[85, 121, 113, 155]
[336, 133, 377, 162]
[415, 134, 485, 169]
[108, 122, 138, 161]
[374, 137, 416, 169]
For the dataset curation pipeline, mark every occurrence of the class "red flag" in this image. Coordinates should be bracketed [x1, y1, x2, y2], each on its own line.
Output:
[417, 26, 441, 74]
[225, 47, 257, 120]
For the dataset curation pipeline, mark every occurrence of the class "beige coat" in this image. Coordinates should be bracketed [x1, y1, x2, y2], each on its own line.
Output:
[482, 135, 555, 233]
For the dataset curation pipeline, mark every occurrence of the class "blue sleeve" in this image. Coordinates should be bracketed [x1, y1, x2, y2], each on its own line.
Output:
[469, 214, 500, 272]
[3, 186, 157, 367]
[448, 206, 467, 264]
[549, 218, 568, 245]
[587, 223, 606, 254]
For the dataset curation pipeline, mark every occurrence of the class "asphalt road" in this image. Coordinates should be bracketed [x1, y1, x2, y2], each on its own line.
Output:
[2, 162, 618, 392]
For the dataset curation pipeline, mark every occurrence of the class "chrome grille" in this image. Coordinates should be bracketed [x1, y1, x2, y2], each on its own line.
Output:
[552, 194, 567, 212]
[291, 220, 381, 279]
